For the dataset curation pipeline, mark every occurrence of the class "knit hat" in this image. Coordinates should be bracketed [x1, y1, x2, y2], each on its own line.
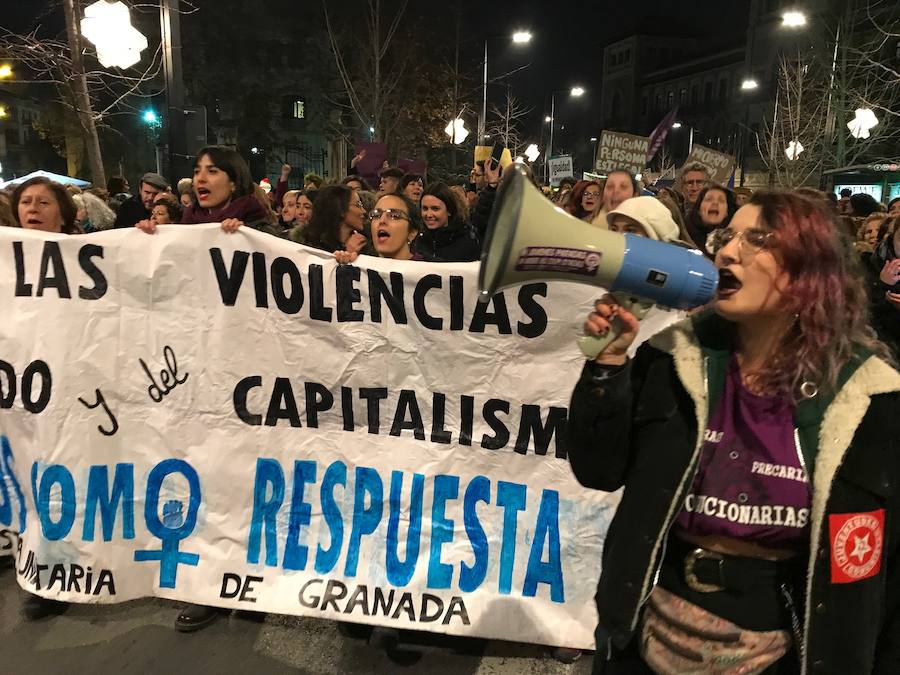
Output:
[607, 196, 680, 242]
[259, 178, 272, 194]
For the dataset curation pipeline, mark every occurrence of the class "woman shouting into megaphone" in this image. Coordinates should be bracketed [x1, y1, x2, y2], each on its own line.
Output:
[567, 191, 900, 674]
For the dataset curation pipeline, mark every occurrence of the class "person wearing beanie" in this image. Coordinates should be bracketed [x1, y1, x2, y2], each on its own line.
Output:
[604, 196, 688, 357]
[606, 196, 682, 242]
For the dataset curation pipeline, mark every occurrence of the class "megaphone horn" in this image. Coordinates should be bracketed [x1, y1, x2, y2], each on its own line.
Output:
[478, 164, 719, 357]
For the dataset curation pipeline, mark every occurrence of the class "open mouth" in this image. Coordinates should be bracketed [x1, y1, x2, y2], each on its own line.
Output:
[375, 228, 391, 242]
[717, 268, 742, 296]
[196, 187, 211, 200]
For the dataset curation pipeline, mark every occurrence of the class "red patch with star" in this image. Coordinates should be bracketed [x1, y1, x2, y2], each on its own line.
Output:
[829, 509, 885, 584]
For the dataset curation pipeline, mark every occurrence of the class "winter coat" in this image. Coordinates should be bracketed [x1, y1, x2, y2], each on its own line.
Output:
[414, 216, 481, 263]
[566, 311, 900, 674]
[866, 238, 900, 360]
[113, 195, 149, 229]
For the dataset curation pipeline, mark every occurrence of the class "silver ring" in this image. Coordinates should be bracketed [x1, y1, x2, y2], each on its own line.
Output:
[800, 381, 818, 399]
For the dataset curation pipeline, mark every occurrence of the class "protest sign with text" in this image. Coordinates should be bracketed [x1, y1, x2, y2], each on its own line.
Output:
[683, 144, 735, 185]
[547, 156, 574, 187]
[595, 131, 650, 175]
[0, 226, 619, 649]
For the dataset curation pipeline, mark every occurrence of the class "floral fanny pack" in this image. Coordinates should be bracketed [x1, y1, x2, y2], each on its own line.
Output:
[639, 586, 792, 675]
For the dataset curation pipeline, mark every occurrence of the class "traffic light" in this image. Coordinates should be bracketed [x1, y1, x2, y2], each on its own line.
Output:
[142, 109, 160, 125]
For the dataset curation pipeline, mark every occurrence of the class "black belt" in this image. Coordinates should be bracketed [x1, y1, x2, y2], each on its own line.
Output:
[664, 535, 802, 595]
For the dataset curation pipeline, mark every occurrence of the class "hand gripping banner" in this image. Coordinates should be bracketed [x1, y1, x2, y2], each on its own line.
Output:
[0, 225, 620, 649]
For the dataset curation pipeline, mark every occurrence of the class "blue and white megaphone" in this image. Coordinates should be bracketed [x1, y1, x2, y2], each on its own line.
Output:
[478, 164, 719, 358]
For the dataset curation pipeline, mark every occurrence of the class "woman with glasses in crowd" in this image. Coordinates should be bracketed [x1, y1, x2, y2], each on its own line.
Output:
[568, 192, 900, 674]
[336, 193, 424, 264]
[415, 182, 480, 262]
[566, 180, 603, 222]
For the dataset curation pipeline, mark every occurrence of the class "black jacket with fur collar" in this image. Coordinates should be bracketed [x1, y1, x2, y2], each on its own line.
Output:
[566, 312, 900, 674]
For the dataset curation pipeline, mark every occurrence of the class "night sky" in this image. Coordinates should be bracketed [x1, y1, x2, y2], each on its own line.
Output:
[4, 1, 750, 153]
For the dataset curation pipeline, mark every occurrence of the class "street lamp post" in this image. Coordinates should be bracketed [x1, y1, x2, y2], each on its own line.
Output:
[479, 31, 532, 144]
[546, 86, 585, 183]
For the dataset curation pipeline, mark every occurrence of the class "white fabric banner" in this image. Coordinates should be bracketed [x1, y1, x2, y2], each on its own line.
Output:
[0, 225, 619, 649]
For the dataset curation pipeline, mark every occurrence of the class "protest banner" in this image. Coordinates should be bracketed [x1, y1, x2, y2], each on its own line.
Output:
[595, 131, 650, 175]
[547, 156, 574, 187]
[0, 226, 620, 649]
[683, 144, 735, 185]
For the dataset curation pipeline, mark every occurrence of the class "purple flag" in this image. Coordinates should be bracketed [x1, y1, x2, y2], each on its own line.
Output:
[646, 107, 679, 164]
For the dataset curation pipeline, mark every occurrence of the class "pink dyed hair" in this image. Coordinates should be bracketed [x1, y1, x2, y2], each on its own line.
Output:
[750, 191, 892, 397]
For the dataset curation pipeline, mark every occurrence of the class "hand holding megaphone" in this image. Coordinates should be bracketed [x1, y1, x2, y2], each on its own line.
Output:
[580, 293, 654, 361]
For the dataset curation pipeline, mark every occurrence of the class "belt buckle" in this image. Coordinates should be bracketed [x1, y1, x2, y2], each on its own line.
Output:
[684, 548, 725, 593]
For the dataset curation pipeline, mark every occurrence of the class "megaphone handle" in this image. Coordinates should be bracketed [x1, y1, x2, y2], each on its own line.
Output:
[577, 294, 654, 360]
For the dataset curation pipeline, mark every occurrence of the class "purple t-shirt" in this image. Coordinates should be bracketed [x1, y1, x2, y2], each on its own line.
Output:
[674, 357, 811, 550]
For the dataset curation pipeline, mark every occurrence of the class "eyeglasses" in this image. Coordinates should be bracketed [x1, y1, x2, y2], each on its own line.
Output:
[583, 191, 601, 198]
[368, 208, 409, 222]
[706, 227, 774, 257]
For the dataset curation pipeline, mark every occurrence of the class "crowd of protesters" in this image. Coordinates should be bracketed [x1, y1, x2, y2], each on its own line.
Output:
[3, 144, 900, 672]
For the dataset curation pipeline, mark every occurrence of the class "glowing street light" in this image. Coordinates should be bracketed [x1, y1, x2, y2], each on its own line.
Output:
[785, 140, 804, 160]
[544, 115, 552, 123]
[445, 118, 469, 144]
[0, 106, 8, 120]
[590, 136, 598, 142]
[512, 30, 533, 44]
[782, 11, 807, 28]
[142, 109, 159, 125]
[847, 107, 878, 139]
[570, 86, 586, 97]
[80, 1, 148, 69]
[524, 143, 540, 162]
[740, 78, 759, 91]
[671, 121, 683, 129]
[0, 65, 12, 79]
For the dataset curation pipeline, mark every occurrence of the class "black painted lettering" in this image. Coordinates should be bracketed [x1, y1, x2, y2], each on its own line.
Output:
[233, 376, 263, 425]
[514, 405, 568, 457]
[271, 257, 304, 314]
[220, 572, 242, 598]
[21, 360, 52, 413]
[358, 388, 388, 434]
[336, 265, 364, 322]
[13, 242, 34, 296]
[210, 248, 249, 306]
[367, 270, 407, 324]
[517, 284, 549, 338]
[389, 390, 426, 440]
[469, 292, 512, 334]
[251, 252, 269, 308]
[430, 393, 452, 444]
[320, 579, 348, 612]
[305, 381, 334, 428]
[481, 399, 511, 450]
[36, 242, 71, 299]
[264, 377, 301, 427]
[449, 275, 465, 330]
[77, 244, 108, 300]
[412, 274, 443, 329]
[308, 264, 333, 321]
